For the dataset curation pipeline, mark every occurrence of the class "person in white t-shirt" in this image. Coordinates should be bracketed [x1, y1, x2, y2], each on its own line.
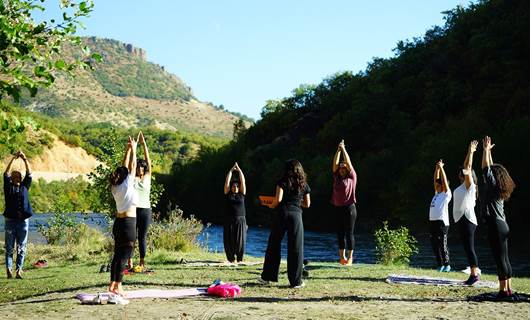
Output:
[429, 159, 452, 272]
[107, 136, 138, 305]
[453, 140, 480, 285]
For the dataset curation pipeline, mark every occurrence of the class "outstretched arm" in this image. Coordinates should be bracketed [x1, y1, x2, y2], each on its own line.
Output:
[128, 137, 137, 175]
[138, 132, 152, 174]
[4, 154, 17, 176]
[18, 152, 31, 175]
[482, 136, 494, 169]
[339, 141, 354, 172]
[234, 163, 246, 195]
[332, 142, 342, 173]
[433, 162, 440, 193]
[122, 139, 132, 168]
[438, 160, 449, 193]
[224, 164, 235, 194]
[463, 140, 478, 189]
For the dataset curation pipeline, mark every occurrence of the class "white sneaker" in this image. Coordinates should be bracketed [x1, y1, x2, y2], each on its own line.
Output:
[107, 293, 129, 305]
[257, 277, 270, 285]
[92, 293, 102, 304]
[293, 281, 305, 289]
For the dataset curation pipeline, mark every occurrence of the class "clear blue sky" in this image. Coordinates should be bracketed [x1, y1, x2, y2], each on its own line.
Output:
[44, 0, 469, 119]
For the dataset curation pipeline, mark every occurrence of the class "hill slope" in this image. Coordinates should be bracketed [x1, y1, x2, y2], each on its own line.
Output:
[171, 0, 530, 239]
[21, 37, 246, 138]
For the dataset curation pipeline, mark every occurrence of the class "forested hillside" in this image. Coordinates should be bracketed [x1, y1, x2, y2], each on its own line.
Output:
[170, 0, 530, 240]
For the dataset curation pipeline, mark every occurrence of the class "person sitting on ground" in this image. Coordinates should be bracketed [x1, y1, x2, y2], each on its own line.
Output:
[429, 159, 452, 272]
[480, 135, 516, 300]
[223, 162, 247, 264]
[453, 140, 481, 285]
[108, 136, 138, 305]
[3, 151, 33, 280]
[127, 131, 152, 272]
[331, 139, 358, 266]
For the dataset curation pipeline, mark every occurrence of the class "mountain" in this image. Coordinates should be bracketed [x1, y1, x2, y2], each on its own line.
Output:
[170, 0, 530, 240]
[21, 37, 248, 138]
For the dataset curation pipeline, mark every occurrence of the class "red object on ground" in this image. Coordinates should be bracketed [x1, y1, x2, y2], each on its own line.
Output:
[33, 260, 48, 268]
[207, 283, 242, 298]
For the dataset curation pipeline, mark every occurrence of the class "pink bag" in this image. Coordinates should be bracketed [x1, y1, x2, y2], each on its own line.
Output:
[207, 283, 242, 298]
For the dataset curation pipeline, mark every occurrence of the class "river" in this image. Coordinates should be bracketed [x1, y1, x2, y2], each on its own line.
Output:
[1, 213, 529, 276]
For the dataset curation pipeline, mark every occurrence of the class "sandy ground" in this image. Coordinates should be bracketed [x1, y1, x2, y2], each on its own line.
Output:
[1, 287, 529, 320]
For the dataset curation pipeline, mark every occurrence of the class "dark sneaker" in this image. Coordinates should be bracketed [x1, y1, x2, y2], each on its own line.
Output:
[6, 269, 13, 279]
[15, 271, 23, 279]
[464, 274, 480, 286]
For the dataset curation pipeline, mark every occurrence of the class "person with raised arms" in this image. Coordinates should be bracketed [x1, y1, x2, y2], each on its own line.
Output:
[259, 159, 310, 288]
[429, 159, 452, 272]
[107, 136, 138, 305]
[453, 140, 481, 285]
[331, 139, 358, 266]
[3, 151, 33, 279]
[223, 162, 247, 264]
[481, 136, 516, 300]
[127, 131, 152, 272]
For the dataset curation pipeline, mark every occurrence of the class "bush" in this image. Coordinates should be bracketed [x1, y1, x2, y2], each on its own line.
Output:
[37, 212, 81, 245]
[374, 221, 418, 265]
[148, 208, 203, 252]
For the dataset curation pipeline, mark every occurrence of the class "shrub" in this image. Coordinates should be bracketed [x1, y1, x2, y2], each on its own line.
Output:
[374, 221, 418, 265]
[37, 212, 81, 245]
[148, 207, 203, 252]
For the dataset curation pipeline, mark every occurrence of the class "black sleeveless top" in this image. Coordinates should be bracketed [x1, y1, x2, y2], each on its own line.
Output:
[225, 193, 246, 217]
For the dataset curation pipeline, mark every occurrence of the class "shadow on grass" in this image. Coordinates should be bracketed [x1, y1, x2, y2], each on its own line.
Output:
[306, 276, 384, 283]
[234, 295, 462, 303]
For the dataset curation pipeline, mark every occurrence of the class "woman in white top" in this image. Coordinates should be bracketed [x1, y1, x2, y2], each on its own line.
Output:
[453, 140, 480, 285]
[429, 159, 452, 272]
[128, 131, 152, 271]
[108, 136, 138, 304]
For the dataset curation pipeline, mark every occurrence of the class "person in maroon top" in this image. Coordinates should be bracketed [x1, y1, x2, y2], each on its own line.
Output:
[331, 140, 357, 265]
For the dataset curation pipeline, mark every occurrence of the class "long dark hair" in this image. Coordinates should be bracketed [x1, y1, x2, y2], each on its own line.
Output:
[490, 164, 516, 200]
[280, 159, 307, 193]
[110, 166, 129, 186]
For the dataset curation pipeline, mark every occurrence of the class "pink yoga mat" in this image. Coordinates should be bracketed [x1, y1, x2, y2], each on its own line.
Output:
[76, 288, 208, 302]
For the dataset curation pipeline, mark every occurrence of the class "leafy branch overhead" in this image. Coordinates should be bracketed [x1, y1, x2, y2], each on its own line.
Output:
[0, 0, 102, 101]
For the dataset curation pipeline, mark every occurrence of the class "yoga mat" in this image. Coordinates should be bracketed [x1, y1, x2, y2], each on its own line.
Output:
[76, 288, 208, 302]
[386, 274, 498, 288]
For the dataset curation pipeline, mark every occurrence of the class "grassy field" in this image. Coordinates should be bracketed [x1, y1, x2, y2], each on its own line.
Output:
[0, 243, 529, 319]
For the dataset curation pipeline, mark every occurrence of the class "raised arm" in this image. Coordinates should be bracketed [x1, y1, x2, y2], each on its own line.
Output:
[433, 162, 441, 192]
[128, 137, 137, 175]
[438, 160, 449, 193]
[234, 163, 246, 195]
[482, 136, 494, 169]
[339, 141, 354, 172]
[4, 154, 17, 176]
[138, 131, 152, 174]
[224, 165, 235, 194]
[332, 142, 342, 173]
[18, 151, 31, 175]
[463, 140, 478, 189]
[122, 140, 132, 168]
[268, 186, 284, 209]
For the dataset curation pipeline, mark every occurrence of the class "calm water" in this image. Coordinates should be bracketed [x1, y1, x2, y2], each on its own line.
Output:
[1, 214, 529, 276]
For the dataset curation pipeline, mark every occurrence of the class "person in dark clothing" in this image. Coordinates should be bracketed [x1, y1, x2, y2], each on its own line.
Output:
[108, 136, 138, 304]
[481, 136, 516, 300]
[3, 151, 32, 279]
[223, 162, 247, 264]
[331, 140, 358, 265]
[259, 159, 310, 288]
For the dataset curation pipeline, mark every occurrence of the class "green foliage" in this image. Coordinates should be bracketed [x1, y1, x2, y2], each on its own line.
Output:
[26, 177, 95, 213]
[36, 212, 81, 245]
[374, 221, 418, 265]
[148, 208, 204, 252]
[170, 0, 530, 240]
[0, 0, 99, 101]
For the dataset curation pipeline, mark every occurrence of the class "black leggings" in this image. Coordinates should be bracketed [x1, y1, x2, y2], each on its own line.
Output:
[223, 216, 247, 262]
[457, 217, 478, 267]
[136, 208, 152, 259]
[334, 203, 357, 250]
[487, 219, 512, 280]
[111, 217, 136, 282]
[261, 206, 304, 287]
[429, 220, 450, 267]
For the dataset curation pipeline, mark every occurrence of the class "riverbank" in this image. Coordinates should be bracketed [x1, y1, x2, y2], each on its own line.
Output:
[1, 243, 529, 319]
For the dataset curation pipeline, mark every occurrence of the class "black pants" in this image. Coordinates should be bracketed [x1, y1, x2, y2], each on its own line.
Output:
[261, 206, 304, 287]
[223, 216, 247, 262]
[110, 217, 136, 282]
[429, 220, 450, 267]
[457, 217, 478, 267]
[487, 219, 512, 280]
[136, 208, 152, 259]
[334, 203, 357, 250]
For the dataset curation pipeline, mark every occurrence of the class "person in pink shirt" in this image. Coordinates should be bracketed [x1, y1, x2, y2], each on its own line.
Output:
[331, 140, 357, 265]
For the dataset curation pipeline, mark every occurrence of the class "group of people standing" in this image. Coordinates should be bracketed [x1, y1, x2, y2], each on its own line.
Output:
[429, 136, 516, 298]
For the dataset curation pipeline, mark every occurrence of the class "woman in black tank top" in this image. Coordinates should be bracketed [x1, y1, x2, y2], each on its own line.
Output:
[223, 163, 247, 264]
